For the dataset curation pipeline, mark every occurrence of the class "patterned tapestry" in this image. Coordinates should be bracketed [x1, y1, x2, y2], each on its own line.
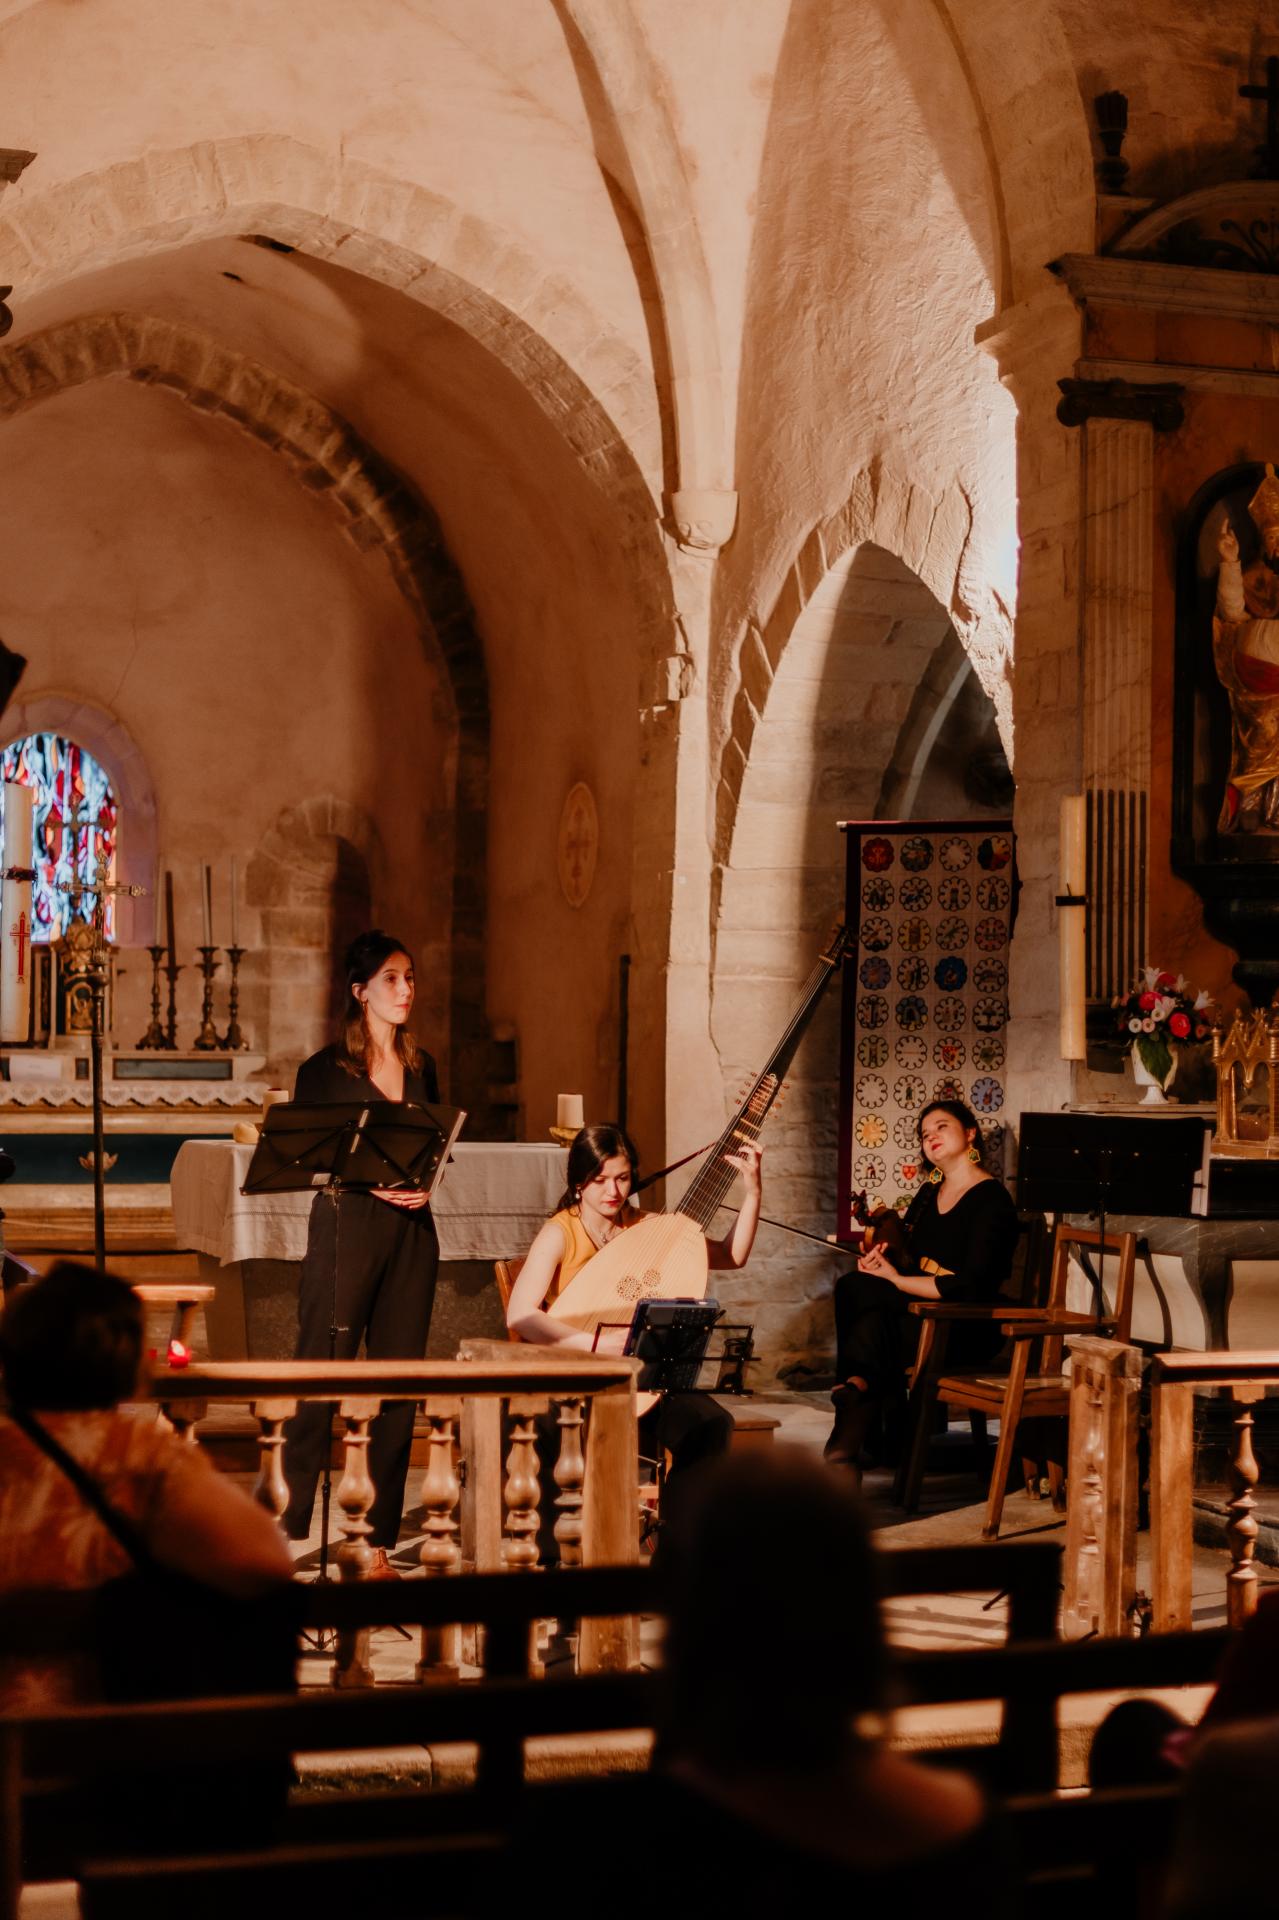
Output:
[837, 818, 1016, 1236]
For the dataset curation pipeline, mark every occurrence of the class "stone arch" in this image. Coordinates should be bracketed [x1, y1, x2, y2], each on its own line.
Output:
[0, 312, 493, 1111]
[0, 136, 668, 555]
[711, 542, 983, 1383]
[0, 690, 156, 948]
[714, 464, 1003, 867]
[557, 0, 731, 510]
[933, 0, 1094, 308]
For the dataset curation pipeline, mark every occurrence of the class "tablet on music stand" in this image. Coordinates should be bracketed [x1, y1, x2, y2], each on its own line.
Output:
[624, 1298, 722, 1393]
[240, 1100, 465, 1200]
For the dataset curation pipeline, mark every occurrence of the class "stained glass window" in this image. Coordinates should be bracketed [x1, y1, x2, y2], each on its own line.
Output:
[0, 735, 118, 942]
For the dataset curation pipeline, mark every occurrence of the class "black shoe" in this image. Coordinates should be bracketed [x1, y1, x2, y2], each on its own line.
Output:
[824, 1385, 874, 1465]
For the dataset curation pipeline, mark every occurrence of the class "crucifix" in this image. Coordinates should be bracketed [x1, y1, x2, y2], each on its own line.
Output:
[57, 790, 146, 1269]
[1240, 54, 1279, 182]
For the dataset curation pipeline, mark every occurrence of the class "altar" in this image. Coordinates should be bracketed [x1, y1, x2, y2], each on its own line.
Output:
[170, 1138, 566, 1359]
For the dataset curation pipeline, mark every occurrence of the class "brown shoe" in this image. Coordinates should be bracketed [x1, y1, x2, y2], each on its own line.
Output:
[365, 1548, 402, 1581]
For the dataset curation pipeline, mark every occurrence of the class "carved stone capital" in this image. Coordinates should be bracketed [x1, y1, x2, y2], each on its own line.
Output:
[1057, 377, 1185, 432]
[668, 487, 738, 553]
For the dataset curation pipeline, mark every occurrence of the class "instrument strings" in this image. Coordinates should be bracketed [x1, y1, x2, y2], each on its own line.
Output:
[679, 951, 834, 1229]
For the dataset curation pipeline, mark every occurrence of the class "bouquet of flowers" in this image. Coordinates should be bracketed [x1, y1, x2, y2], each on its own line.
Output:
[1112, 967, 1216, 1088]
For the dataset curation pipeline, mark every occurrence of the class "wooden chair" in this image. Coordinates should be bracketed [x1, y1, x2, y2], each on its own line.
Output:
[896, 1221, 1137, 1539]
[494, 1257, 525, 1339]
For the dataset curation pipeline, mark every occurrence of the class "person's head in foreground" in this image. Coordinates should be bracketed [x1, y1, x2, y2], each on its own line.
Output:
[0, 1261, 143, 1413]
[656, 1445, 887, 1774]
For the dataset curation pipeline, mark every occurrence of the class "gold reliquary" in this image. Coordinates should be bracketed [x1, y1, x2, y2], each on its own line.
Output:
[1213, 1010, 1279, 1156]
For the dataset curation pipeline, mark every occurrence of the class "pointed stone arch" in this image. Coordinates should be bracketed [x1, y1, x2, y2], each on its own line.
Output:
[713, 463, 1008, 870]
[0, 311, 497, 1113]
[0, 135, 673, 621]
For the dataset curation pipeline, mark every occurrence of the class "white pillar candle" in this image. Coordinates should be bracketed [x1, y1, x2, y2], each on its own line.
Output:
[1059, 794, 1087, 1061]
[556, 1093, 584, 1131]
[201, 864, 213, 946]
[0, 783, 34, 1043]
[229, 856, 239, 948]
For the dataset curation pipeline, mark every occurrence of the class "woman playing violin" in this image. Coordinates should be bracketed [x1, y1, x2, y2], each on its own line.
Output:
[827, 1099, 1018, 1473]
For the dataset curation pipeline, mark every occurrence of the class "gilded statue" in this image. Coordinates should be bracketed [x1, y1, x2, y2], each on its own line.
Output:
[1214, 463, 1279, 833]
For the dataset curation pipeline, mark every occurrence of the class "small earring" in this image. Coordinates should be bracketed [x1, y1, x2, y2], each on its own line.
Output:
[927, 1165, 943, 1185]
[967, 1145, 981, 1165]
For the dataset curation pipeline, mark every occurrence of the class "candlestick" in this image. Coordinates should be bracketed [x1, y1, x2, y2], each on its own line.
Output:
[193, 945, 220, 1050]
[201, 865, 213, 947]
[164, 870, 176, 974]
[221, 945, 246, 1051]
[1059, 794, 1087, 1061]
[137, 944, 168, 1049]
[163, 956, 182, 1050]
[229, 855, 239, 949]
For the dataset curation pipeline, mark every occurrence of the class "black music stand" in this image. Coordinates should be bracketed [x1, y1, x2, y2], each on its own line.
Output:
[623, 1298, 723, 1393]
[1016, 1112, 1211, 1316]
[241, 1100, 464, 1587]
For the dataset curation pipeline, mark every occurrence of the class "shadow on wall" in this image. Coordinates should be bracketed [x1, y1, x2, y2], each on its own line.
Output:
[244, 798, 380, 1081]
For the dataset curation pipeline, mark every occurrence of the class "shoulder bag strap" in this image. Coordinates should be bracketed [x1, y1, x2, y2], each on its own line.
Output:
[9, 1403, 158, 1573]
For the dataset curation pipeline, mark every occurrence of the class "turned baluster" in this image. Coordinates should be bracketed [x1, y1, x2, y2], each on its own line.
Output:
[502, 1398, 542, 1574]
[1227, 1385, 1264, 1628]
[552, 1395, 586, 1569]
[157, 1397, 206, 1444]
[501, 1396, 544, 1678]
[1074, 1362, 1106, 1633]
[333, 1395, 380, 1688]
[253, 1398, 297, 1522]
[417, 1400, 462, 1683]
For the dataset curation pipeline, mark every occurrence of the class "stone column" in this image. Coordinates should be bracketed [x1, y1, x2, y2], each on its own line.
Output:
[978, 287, 1086, 1123]
[1058, 380, 1183, 1004]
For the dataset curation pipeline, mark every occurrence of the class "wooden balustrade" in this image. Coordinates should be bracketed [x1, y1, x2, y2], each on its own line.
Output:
[1063, 1336, 1142, 1639]
[146, 1355, 642, 1680]
[1149, 1351, 1279, 1632]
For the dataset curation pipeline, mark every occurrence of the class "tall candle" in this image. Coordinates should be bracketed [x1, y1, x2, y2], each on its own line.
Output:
[229, 856, 239, 948]
[153, 853, 163, 945]
[1059, 794, 1087, 1061]
[164, 871, 176, 972]
[201, 864, 213, 947]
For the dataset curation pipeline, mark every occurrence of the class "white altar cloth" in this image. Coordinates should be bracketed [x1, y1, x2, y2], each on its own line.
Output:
[171, 1138, 566, 1265]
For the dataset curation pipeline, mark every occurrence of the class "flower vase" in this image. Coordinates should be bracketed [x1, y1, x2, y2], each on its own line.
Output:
[1131, 1044, 1177, 1105]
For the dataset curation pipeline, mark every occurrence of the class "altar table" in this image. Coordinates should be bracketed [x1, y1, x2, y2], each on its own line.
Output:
[170, 1139, 566, 1359]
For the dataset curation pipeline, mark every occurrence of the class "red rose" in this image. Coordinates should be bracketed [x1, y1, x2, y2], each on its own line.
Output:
[1169, 1012, 1190, 1039]
[1138, 991, 1158, 1011]
[1156, 972, 1176, 990]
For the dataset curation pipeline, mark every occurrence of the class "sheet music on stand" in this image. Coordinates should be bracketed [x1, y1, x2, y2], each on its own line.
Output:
[240, 1100, 466, 1200]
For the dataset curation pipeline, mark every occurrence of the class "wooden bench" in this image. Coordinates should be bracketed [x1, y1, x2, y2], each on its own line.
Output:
[0, 1538, 1233, 1918]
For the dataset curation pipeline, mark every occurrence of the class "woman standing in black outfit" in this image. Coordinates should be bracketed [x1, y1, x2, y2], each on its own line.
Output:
[281, 929, 441, 1577]
[827, 1099, 1019, 1472]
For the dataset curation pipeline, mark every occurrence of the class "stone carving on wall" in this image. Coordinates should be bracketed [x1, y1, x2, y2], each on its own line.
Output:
[557, 782, 598, 910]
[1213, 464, 1279, 833]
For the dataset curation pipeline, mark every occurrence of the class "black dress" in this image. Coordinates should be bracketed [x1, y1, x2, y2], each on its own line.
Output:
[281, 1042, 442, 1547]
[832, 1178, 1020, 1396]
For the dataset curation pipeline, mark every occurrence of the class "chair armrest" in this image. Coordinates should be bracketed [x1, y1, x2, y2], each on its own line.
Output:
[1001, 1311, 1115, 1340]
[908, 1302, 1038, 1321]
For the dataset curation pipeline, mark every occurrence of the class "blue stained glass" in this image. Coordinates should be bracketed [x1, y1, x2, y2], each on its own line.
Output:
[0, 734, 118, 942]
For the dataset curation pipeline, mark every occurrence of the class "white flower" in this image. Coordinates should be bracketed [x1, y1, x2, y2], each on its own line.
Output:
[1153, 1002, 1168, 1021]
[1143, 965, 1159, 988]
[1194, 990, 1213, 1011]
[1128, 1017, 1143, 1033]
[1175, 975, 1189, 994]
[1141, 1017, 1155, 1033]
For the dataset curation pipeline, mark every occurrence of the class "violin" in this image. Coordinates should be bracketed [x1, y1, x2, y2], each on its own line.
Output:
[848, 1189, 912, 1270]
